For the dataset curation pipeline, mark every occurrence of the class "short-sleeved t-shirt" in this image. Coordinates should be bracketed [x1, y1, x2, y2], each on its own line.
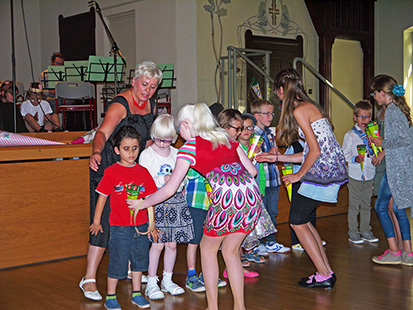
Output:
[177, 137, 240, 175]
[96, 162, 157, 226]
[20, 99, 53, 126]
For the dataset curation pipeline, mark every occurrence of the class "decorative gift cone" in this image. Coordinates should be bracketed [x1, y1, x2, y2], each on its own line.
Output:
[281, 164, 293, 201]
[70, 127, 97, 144]
[204, 179, 214, 206]
[357, 144, 366, 171]
[247, 134, 264, 159]
[365, 121, 382, 156]
[126, 183, 141, 224]
[0, 131, 65, 147]
[251, 78, 263, 99]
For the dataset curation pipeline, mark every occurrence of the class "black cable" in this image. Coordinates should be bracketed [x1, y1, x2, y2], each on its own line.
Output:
[20, 0, 35, 83]
[21, 0, 61, 131]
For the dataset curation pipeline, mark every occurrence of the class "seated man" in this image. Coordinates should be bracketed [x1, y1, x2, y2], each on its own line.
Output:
[0, 81, 27, 132]
[20, 83, 61, 132]
[39, 52, 65, 112]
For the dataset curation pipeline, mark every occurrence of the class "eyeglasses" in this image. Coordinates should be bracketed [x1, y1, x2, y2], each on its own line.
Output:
[242, 125, 254, 132]
[355, 115, 372, 120]
[153, 138, 172, 144]
[228, 125, 242, 133]
[370, 91, 378, 98]
[258, 112, 275, 117]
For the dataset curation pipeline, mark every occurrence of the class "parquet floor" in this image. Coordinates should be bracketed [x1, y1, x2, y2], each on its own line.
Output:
[1, 212, 413, 310]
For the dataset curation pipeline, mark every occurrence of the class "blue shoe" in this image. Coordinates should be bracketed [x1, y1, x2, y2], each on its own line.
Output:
[185, 274, 206, 292]
[199, 272, 227, 288]
[131, 294, 150, 309]
[105, 298, 121, 310]
[266, 242, 291, 254]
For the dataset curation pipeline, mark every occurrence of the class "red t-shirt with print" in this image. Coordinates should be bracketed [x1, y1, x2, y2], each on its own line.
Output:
[96, 162, 157, 226]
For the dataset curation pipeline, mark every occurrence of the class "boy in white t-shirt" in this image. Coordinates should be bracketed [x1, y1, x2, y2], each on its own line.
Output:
[342, 100, 378, 244]
[20, 82, 61, 132]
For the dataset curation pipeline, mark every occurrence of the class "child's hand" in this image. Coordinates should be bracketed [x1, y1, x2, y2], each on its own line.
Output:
[269, 146, 280, 155]
[372, 151, 385, 166]
[256, 152, 277, 163]
[282, 173, 301, 187]
[355, 155, 364, 163]
[149, 227, 162, 242]
[371, 136, 383, 147]
[89, 222, 103, 236]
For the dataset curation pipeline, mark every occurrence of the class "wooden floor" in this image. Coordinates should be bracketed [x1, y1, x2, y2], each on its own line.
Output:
[1, 212, 413, 310]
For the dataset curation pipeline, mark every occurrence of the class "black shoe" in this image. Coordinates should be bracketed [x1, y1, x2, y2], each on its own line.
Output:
[298, 274, 335, 289]
[53, 127, 63, 132]
[37, 126, 47, 132]
[300, 272, 337, 283]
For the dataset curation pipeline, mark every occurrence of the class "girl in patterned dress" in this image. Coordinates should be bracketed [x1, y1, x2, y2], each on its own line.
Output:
[127, 103, 261, 310]
[257, 68, 348, 289]
[139, 114, 193, 299]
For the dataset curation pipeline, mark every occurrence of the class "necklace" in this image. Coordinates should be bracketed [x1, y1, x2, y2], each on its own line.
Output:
[131, 88, 147, 110]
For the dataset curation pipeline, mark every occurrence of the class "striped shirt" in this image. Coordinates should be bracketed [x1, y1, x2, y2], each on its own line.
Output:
[254, 126, 281, 187]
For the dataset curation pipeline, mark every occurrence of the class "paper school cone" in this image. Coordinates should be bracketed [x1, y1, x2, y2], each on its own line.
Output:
[357, 144, 366, 171]
[204, 179, 214, 205]
[0, 130, 65, 147]
[126, 183, 141, 224]
[247, 134, 264, 159]
[251, 78, 263, 99]
[70, 127, 97, 144]
[281, 164, 293, 201]
[365, 121, 382, 156]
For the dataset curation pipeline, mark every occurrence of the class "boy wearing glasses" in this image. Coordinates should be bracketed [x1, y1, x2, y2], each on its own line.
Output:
[342, 100, 378, 244]
[251, 99, 291, 255]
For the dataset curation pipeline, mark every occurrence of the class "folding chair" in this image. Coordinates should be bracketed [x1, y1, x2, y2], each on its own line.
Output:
[55, 82, 96, 130]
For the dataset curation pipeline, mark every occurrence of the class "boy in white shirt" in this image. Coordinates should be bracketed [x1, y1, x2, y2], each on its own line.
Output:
[342, 100, 378, 244]
[20, 83, 61, 132]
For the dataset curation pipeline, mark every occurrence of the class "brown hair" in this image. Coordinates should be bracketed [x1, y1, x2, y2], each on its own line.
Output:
[274, 68, 331, 146]
[217, 108, 243, 129]
[353, 100, 372, 116]
[370, 74, 412, 126]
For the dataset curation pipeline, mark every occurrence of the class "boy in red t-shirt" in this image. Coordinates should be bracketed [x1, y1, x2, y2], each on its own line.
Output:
[90, 126, 157, 310]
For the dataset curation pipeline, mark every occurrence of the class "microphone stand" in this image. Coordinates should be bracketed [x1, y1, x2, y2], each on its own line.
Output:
[10, 0, 17, 132]
[92, 1, 127, 95]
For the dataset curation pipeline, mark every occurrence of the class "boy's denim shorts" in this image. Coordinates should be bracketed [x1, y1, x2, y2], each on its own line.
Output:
[108, 224, 150, 279]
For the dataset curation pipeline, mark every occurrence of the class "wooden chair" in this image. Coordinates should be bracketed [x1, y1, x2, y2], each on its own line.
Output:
[55, 82, 96, 130]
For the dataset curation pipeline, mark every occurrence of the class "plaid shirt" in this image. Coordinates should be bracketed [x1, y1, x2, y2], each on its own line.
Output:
[185, 168, 210, 210]
[254, 126, 281, 187]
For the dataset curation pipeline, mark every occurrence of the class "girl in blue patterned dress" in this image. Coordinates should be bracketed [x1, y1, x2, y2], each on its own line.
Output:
[257, 68, 348, 289]
[127, 103, 260, 310]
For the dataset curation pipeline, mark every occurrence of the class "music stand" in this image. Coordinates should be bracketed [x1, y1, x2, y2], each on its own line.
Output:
[88, 56, 125, 114]
[158, 63, 175, 88]
[46, 65, 66, 89]
[65, 61, 89, 81]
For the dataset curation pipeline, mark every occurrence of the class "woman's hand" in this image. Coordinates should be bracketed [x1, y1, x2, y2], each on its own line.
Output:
[89, 153, 102, 171]
[282, 173, 301, 187]
[371, 137, 383, 147]
[269, 146, 280, 155]
[89, 222, 103, 236]
[256, 152, 277, 163]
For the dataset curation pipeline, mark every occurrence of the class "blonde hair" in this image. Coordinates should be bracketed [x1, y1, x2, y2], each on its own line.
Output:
[134, 60, 163, 85]
[176, 103, 230, 149]
[150, 114, 178, 143]
[370, 74, 412, 126]
[250, 99, 274, 115]
[274, 68, 330, 146]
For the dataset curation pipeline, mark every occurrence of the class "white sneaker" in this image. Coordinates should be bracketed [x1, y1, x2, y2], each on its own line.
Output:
[254, 244, 269, 257]
[145, 277, 165, 300]
[141, 275, 148, 284]
[292, 243, 305, 251]
[266, 242, 291, 254]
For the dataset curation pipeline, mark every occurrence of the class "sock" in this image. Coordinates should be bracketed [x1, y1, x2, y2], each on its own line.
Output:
[188, 269, 197, 277]
[163, 270, 173, 283]
[106, 294, 116, 300]
[308, 272, 332, 283]
[132, 291, 141, 298]
[147, 276, 157, 285]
